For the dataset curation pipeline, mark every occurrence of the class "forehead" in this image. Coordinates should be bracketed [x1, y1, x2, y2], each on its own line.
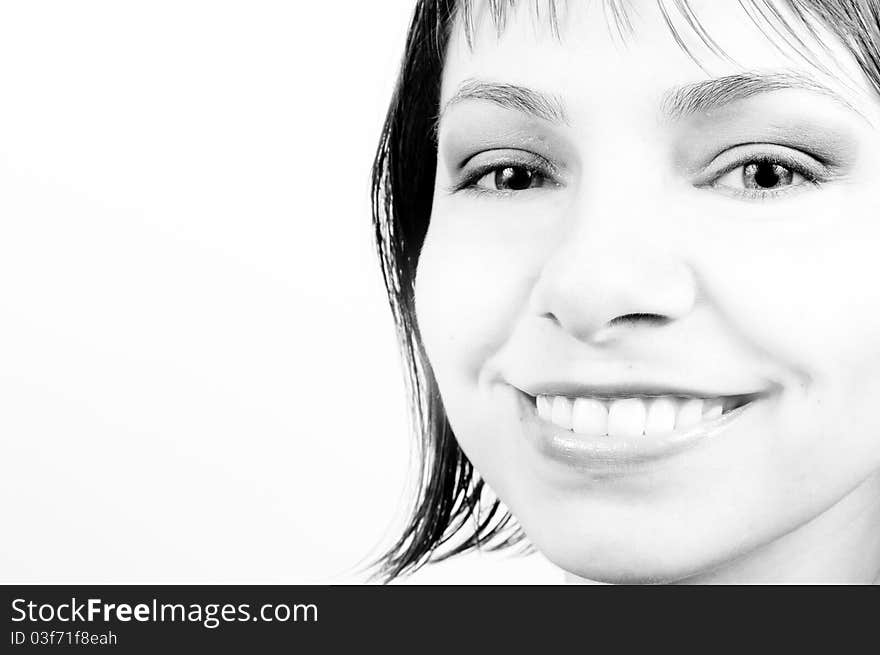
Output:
[440, 0, 878, 121]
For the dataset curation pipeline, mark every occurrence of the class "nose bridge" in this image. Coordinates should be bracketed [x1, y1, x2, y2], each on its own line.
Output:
[570, 118, 667, 236]
[529, 188, 697, 343]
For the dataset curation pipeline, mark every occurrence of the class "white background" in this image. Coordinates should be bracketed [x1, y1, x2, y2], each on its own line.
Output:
[0, 1, 558, 583]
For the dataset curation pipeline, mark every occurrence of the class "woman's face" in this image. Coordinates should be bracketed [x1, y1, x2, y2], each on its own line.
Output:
[415, 0, 880, 583]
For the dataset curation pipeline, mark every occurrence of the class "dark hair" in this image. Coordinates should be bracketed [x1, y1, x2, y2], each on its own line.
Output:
[370, 0, 880, 581]
[370, 0, 525, 583]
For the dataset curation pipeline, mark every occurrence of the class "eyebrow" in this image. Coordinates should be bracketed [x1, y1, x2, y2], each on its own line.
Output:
[440, 79, 569, 124]
[440, 71, 860, 126]
[661, 71, 860, 120]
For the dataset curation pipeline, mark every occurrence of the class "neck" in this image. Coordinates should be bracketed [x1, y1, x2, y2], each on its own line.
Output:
[565, 470, 880, 585]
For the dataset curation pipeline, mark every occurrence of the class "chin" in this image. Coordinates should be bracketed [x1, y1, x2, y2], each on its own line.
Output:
[516, 512, 762, 585]
[539, 540, 733, 585]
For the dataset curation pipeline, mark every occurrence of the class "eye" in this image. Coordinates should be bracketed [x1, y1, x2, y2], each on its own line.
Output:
[714, 160, 807, 192]
[700, 144, 829, 200]
[452, 149, 560, 196]
[474, 165, 548, 191]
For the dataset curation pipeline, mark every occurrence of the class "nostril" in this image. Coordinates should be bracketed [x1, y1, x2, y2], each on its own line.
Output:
[607, 313, 671, 329]
[540, 312, 562, 326]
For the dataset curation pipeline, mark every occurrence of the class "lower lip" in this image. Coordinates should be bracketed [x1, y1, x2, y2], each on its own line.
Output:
[516, 390, 767, 469]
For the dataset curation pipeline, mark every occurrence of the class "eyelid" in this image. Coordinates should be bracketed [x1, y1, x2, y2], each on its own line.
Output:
[693, 142, 833, 187]
[452, 148, 563, 193]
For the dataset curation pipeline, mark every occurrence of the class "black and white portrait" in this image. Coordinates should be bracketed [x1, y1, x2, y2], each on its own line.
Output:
[5, 0, 880, 586]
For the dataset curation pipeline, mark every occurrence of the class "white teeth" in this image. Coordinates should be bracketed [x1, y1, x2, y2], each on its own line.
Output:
[536, 393, 738, 438]
[703, 399, 723, 421]
[571, 398, 608, 436]
[675, 398, 704, 430]
[645, 397, 677, 436]
[536, 395, 552, 420]
[551, 396, 573, 430]
[607, 398, 647, 438]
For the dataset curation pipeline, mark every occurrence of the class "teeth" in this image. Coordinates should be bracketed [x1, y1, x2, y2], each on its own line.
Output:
[703, 399, 723, 421]
[536, 393, 739, 438]
[551, 396, 573, 430]
[676, 398, 703, 430]
[607, 398, 647, 438]
[536, 395, 553, 420]
[645, 397, 676, 436]
[571, 398, 608, 437]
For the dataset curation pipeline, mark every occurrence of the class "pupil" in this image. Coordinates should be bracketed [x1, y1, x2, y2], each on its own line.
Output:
[746, 162, 793, 189]
[496, 167, 533, 190]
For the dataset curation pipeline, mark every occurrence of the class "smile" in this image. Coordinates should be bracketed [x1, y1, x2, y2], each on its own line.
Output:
[534, 393, 758, 439]
[515, 385, 773, 468]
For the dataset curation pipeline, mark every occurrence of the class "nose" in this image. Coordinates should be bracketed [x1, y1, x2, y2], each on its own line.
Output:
[528, 226, 697, 344]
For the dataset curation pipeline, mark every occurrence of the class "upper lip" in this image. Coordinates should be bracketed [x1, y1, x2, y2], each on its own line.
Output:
[508, 377, 775, 400]
[498, 345, 778, 400]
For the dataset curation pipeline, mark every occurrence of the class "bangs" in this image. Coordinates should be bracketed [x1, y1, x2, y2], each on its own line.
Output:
[454, 0, 880, 93]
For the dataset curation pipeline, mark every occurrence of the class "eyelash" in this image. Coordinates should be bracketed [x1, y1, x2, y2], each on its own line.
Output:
[700, 147, 830, 201]
[452, 152, 559, 196]
[451, 146, 833, 200]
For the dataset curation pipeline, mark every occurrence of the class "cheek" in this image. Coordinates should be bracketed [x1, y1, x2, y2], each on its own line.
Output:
[697, 193, 880, 383]
[414, 202, 548, 385]
[697, 194, 880, 471]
